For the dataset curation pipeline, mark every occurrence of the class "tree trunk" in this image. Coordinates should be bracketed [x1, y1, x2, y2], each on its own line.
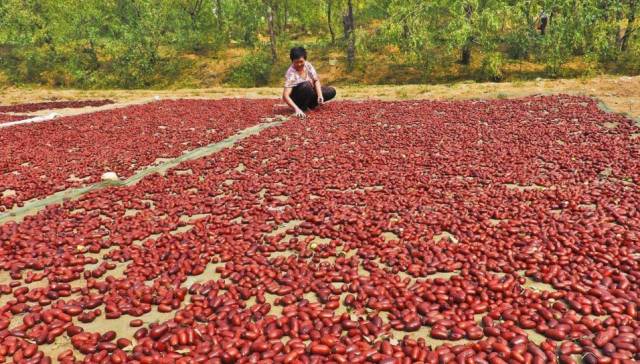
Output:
[614, 3, 625, 48]
[344, 0, 355, 71]
[617, 25, 625, 48]
[524, 0, 533, 28]
[402, 19, 409, 40]
[216, 0, 223, 31]
[283, 0, 288, 30]
[460, 4, 473, 65]
[327, 0, 335, 44]
[266, 2, 277, 63]
[460, 46, 471, 65]
[86, 39, 100, 71]
[181, 0, 204, 31]
[618, 0, 637, 51]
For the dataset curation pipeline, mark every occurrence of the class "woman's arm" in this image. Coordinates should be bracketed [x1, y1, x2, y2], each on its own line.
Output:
[282, 87, 306, 118]
[314, 78, 324, 105]
[308, 63, 324, 105]
[305, 62, 324, 105]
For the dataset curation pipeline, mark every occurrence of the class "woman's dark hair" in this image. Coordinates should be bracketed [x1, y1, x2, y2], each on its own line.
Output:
[290, 47, 307, 61]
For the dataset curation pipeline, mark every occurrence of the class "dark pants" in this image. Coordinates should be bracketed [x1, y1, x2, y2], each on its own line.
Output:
[540, 17, 548, 35]
[290, 82, 336, 111]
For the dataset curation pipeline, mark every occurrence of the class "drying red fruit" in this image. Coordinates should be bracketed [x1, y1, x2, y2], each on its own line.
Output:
[0, 99, 114, 113]
[0, 95, 638, 363]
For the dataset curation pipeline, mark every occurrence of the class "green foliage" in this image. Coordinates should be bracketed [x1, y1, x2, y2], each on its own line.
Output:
[226, 0, 263, 46]
[617, 40, 640, 73]
[480, 52, 504, 81]
[226, 51, 273, 87]
[504, 31, 534, 60]
[0, 0, 639, 88]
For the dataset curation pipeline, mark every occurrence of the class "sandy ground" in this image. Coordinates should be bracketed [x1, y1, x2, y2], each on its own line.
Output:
[1, 77, 633, 362]
[1, 75, 639, 120]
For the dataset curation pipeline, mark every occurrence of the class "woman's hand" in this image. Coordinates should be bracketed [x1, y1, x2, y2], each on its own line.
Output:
[283, 87, 306, 118]
[317, 95, 324, 105]
[294, 108, 306, 118]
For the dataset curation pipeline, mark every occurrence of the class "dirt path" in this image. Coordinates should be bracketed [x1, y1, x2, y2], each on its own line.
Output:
[1, 75, 639, 119]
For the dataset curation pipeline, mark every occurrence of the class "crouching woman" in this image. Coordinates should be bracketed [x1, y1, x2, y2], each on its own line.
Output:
[282, 47, 336, 118]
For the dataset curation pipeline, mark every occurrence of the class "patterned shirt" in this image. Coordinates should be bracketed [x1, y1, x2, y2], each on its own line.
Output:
[284, 61, 318, 88]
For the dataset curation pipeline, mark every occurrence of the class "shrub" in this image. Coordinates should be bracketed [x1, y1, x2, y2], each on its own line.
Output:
[480, 52, 504, 81]
[616, 41, 640, 75]
[225, 51, 273, 87]
[504, 31, 533, 60]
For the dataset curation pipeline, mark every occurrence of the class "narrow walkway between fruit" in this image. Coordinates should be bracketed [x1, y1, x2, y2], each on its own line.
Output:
[0, 98, 159, 128]
[0, 118, 288, 224]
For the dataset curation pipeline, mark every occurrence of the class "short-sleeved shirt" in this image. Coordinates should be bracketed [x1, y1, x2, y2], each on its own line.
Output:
[284, 61, 318, 88]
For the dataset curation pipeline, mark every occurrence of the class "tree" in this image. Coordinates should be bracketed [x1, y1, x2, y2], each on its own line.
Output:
[264, 0, 278, 63]
[382, 1, 507, 74]
[617, 0, 638, 51]
[1, 0, 639, 87]
[225, 0, 262, 45]
[460, 3, 473, 65]
[179, 0, 206, 30]
[327, 0, 336, 44]
[215, 0, 223, 31]
[344, 0, 355, 70]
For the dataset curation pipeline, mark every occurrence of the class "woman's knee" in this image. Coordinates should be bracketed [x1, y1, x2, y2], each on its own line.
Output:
[297, 81, 315, 93]
[323, 86, 336, 101]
